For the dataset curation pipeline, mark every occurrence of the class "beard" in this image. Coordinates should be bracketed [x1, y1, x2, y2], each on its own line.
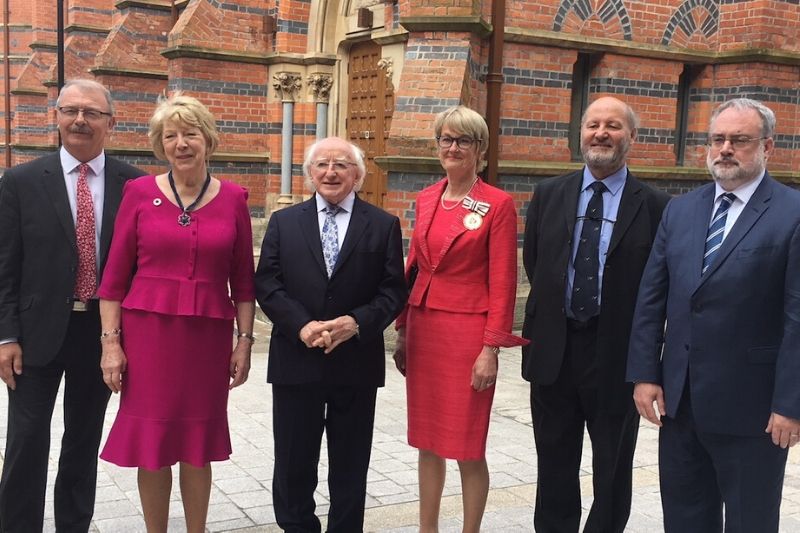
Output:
[581, 137, 631, 176]
[706, 147, 766, 186]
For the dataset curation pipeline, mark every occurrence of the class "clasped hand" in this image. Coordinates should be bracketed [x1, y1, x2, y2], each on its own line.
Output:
[299, 316, 358, 354]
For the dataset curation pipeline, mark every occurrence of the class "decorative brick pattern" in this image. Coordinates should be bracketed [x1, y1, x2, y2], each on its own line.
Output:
[661, 0, 718, 46]
[553, 0, 633, 41]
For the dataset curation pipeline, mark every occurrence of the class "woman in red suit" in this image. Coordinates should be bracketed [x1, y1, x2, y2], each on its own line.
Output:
[394, 105, 527, 532]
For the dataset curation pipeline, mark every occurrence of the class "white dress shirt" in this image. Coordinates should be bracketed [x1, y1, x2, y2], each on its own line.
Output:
[315, 191, 355, 248]
[60, 147, 106, 261]
[711, 171, 765, 242]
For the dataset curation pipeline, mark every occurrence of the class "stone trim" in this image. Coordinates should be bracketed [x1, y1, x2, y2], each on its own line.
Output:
[399, 16, 492, 38]
[90, 67, 168, 79]
[161, 46, 337, 66]
[505, 27, 800, 66]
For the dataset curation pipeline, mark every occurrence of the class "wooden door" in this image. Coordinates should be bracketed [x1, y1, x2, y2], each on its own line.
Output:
[347, 40, 393, 208]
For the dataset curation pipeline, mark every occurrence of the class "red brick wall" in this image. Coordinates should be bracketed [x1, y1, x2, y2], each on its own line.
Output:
[2, 0, 799, 220]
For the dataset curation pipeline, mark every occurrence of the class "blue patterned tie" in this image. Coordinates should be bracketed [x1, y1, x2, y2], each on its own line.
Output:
[703, 193, 736, 275]
[321, 205, 341, 277]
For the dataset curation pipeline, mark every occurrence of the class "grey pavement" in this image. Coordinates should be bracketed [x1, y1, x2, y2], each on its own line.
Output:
[1, 319, 799, 532]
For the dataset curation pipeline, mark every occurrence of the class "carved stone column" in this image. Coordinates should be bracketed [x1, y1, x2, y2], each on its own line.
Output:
[308, 73, 333, 140]
[272, 72, 302, 203]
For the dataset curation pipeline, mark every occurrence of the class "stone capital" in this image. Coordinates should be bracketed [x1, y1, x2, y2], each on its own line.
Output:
[307, 73, 333, 103]
[272, 72, 302, 102]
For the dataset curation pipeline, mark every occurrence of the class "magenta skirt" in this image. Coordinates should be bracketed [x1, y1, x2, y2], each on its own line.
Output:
[100, 309, 233, 469]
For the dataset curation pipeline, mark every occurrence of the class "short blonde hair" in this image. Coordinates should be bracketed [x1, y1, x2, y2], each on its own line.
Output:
[148, 93, 220, 161]
[433, 105, 489, 171]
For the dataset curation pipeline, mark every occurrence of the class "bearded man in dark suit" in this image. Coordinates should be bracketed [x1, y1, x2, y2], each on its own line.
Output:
[522, 97, 670, 532]
[628, 98, 800, 533]
[0, 79, 145, 531]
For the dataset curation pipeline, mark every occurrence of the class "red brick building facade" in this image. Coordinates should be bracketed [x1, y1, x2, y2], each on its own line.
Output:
[2, 0, 798, 239]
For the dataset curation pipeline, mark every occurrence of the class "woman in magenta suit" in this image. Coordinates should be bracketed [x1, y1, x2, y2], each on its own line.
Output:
[393, 105, 527, 532]
[97, 94, 255, 532]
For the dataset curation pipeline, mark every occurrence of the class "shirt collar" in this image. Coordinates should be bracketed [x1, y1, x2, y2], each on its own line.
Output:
[60, 147, 105, 177]
[581, 165, 627, 196]
[713, 170, 765, 204]
[315, 191, 355, 213]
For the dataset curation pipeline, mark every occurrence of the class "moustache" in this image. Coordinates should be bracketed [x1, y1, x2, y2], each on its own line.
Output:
[714, 157, 739, 166]
[69, 125, 92, 134]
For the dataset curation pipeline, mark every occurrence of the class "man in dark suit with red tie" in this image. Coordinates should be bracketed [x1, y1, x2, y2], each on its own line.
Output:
[255, 136, 407, 532]
[0, 79, 144, 531]
[522, 97, 670, 532]
[628, 98, 800, 532]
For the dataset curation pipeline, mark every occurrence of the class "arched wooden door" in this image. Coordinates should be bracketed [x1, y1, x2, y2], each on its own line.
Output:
[347, 40, 393, 208]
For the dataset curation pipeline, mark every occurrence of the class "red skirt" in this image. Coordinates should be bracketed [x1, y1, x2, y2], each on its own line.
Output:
[101, 309, 233, 469]
[405, 305, 495, 460]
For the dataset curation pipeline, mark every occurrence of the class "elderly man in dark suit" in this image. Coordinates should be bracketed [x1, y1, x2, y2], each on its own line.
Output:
[628, 98, 800, 533]
[255, 136, 407, 532]
[0, 79, 145, 531]
[521, 96, 670, 532]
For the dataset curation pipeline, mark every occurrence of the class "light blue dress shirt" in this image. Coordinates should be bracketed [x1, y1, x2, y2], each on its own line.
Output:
[564, 166, 627, 317]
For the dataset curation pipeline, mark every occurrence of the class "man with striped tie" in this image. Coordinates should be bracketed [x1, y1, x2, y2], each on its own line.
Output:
[627, 98, 800, 533]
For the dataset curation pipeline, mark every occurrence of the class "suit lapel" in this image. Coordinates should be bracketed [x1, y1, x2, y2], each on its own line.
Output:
[299, 196, 327, 277]
[415, 179, 446, 265]
[436, 185, 475, 264]
[607, 173, 644, 256]
[99, 158, 125, 267]
[332, 196, 367, 277]
[698, 175, 773, 286]
[690, 185, 716, 289]
[562, 171, 582, 239]
[40, 155, 76, 249]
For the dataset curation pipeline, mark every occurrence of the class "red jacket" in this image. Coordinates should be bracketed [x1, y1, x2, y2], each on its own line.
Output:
[398, 177, 527, 348]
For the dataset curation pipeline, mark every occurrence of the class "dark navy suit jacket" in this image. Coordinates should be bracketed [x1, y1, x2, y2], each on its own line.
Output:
[255, 194, 407, 388]
[627, 173, 800, 436]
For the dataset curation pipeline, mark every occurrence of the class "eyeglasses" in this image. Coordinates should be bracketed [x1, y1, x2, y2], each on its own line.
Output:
[707, 135, 768, 149]
[311, 159, 355, 172]
[57, 106, 112, 121]
[436, 136, 479, 150]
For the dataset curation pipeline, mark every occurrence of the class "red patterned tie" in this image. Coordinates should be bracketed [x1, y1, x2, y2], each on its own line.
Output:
[75, 163, 97, 302]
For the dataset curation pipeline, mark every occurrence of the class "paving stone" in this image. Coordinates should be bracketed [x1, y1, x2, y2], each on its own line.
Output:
[3, 340, 799, 531]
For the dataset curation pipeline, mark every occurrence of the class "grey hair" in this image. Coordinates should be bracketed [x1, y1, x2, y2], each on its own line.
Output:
[56, 79, 115, 115]
[302, 137, 366, 192]
[710, 98, 776, 138]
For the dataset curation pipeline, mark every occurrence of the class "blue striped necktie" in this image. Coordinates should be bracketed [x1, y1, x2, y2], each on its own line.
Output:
[702, 193, 736, 274]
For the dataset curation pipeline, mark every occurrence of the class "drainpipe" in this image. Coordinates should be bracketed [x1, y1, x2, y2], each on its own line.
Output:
[3, 0, 10, 167]
[484, 0, 505, 185]
[57, 0, 64, 91]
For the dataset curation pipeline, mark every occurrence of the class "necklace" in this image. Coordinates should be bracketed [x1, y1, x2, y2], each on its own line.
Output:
[168, 170, 211, 227]
[440, 176, 479, 211]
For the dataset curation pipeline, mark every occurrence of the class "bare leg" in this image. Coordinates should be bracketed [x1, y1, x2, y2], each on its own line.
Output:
[179, 462, 212, 533]
[138, 467, 172, 533]
[419, 449, 446, 532]
[458, 458, 489, 533]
